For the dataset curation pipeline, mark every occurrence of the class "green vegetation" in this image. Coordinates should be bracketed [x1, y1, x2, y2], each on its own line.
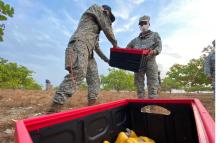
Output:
[0, 0, 14, 41]
[100, 68, 136, 92]
[161, 43, 214, 92]
[0, 57, 42, 89]
[161, 58, 211, 92]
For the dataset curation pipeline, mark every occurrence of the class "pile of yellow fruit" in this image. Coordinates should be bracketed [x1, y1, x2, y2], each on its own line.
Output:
[103, 128, 155, 143]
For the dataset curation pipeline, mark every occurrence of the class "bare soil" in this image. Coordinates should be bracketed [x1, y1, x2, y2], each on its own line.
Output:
[0, 89, 215, 143]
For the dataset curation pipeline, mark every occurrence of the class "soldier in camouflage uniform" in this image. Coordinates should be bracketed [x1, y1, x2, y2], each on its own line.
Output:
[51, 4, 117, 110]
[204, 40, 215, 99]
[126, 15, 162, 99]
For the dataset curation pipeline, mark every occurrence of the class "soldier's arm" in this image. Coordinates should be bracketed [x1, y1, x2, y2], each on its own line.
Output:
[152, 32, 162, 55]
[126, 39, 135, 48]
[95, 42, 109, 63]
[85, 5, 117, 47]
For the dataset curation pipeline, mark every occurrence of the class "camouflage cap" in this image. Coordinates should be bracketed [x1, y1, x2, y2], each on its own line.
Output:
[102, 5, 115, 22]
[139, 15, 150, 23]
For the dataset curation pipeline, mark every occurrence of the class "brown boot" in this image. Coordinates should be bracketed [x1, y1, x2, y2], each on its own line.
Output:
[88, 99, 96, 106]
[46, 102, 63, 114]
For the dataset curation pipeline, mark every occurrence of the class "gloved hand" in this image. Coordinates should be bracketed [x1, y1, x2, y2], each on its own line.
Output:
[105, 59, 110, 64]
[113, 41, 118, 48]
[65, 66, 72, 73]
[148, 50, 157, 55]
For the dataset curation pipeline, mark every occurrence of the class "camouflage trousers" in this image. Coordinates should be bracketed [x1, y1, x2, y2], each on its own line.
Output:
[134, 58, 159, 99]
[53, 41, 100, 104]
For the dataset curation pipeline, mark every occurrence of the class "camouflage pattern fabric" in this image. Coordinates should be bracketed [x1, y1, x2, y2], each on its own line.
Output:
[53, 4, 117, 104]
[126, 30, 162, 99]
[69, 4, 117, 53]
[139, 15, 150, 22]
[157, 71, 161, 95]
[204, 51, 215, 98]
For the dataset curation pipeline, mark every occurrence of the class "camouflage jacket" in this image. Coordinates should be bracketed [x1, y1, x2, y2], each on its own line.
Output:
[69, 4, 117, 61]
[126, 30, 162, 56]
[204, 51, 215, 77]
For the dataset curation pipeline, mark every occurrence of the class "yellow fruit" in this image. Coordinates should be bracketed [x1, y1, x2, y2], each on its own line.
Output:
[125, 128, 138, 138]
[126, 137, 138, 143]
[137, 136, 155, 143]
[115, 132, 129, 143]
[129, 130, 138, 138]
[103, 141, 110, 143]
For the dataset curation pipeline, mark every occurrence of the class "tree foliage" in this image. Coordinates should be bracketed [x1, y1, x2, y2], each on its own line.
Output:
[0, 0, 14, 41]
[161, 77, 182, 92]
[100, 68, 136, 92]
[162, 41, 215, 92]
[0, 57, 42, 89]
[162, 58, 211, 91]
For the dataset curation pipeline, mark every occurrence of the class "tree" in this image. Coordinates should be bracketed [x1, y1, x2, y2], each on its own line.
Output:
[0, 57, 42, 89]
[163, 58, 211, 92]
[0, 0, 14, 41]
[100, 68, 136, 92]
[161, 40, 214, 92]
[161, 77, 182, 93]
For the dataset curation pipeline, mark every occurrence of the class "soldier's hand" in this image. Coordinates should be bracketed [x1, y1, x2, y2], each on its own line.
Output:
[148, 50, 157, 55]
[113, 41, 118, 48]
[105, 59, 110, 64]
[65, 66, 72, 73]
[148, 50, 154, 55]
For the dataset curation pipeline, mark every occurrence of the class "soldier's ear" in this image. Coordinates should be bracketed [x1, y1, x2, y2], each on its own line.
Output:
[100, 6, 104, 11]
[103, 9, 110, 15]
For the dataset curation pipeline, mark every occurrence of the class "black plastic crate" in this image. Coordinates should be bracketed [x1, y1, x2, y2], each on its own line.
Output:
[109, 48, 151, 72]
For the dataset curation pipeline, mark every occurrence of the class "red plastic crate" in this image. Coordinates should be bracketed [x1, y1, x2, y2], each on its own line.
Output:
[15, 99, 215, 143]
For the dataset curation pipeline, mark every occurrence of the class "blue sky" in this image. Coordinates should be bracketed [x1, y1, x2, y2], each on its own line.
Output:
[0, 0, 217, 87]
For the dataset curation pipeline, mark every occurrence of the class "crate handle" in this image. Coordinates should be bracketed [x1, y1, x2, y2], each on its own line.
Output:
[141, 105, 171, 116]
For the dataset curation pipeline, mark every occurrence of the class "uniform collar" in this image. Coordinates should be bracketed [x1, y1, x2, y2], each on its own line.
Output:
[139, 30, 152, 39]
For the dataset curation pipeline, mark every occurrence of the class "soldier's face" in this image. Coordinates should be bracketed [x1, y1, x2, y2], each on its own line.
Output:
[139, 22, 150, 32]
[139, 21, 148, 26]
[103, 10, 112, 23]
[105, 10, 110, 16]
[102, 8, 110, 17]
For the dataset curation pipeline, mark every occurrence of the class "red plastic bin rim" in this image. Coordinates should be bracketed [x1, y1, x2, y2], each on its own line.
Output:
[15, 98, 215, 143]
[22, 98, 207, 131]
[111, 48, 151, 55]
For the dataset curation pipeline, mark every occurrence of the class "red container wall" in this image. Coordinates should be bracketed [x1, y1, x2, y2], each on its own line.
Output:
[15, 99, 215, 143]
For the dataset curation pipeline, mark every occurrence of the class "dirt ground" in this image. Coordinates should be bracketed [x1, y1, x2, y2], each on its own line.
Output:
[0, 89, 215, 143]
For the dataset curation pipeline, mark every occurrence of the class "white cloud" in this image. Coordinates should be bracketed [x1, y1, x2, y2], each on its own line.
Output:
[156, 0, 217, 78]
[63, 10, 79, 26]
[12, 32, 27, 44]
[112, 0, 144, 34]
[131, 0, 145, 5]
[114, 16, 138, 33]
[113, 0, 141, 20]
[160, 44, 181, 59]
